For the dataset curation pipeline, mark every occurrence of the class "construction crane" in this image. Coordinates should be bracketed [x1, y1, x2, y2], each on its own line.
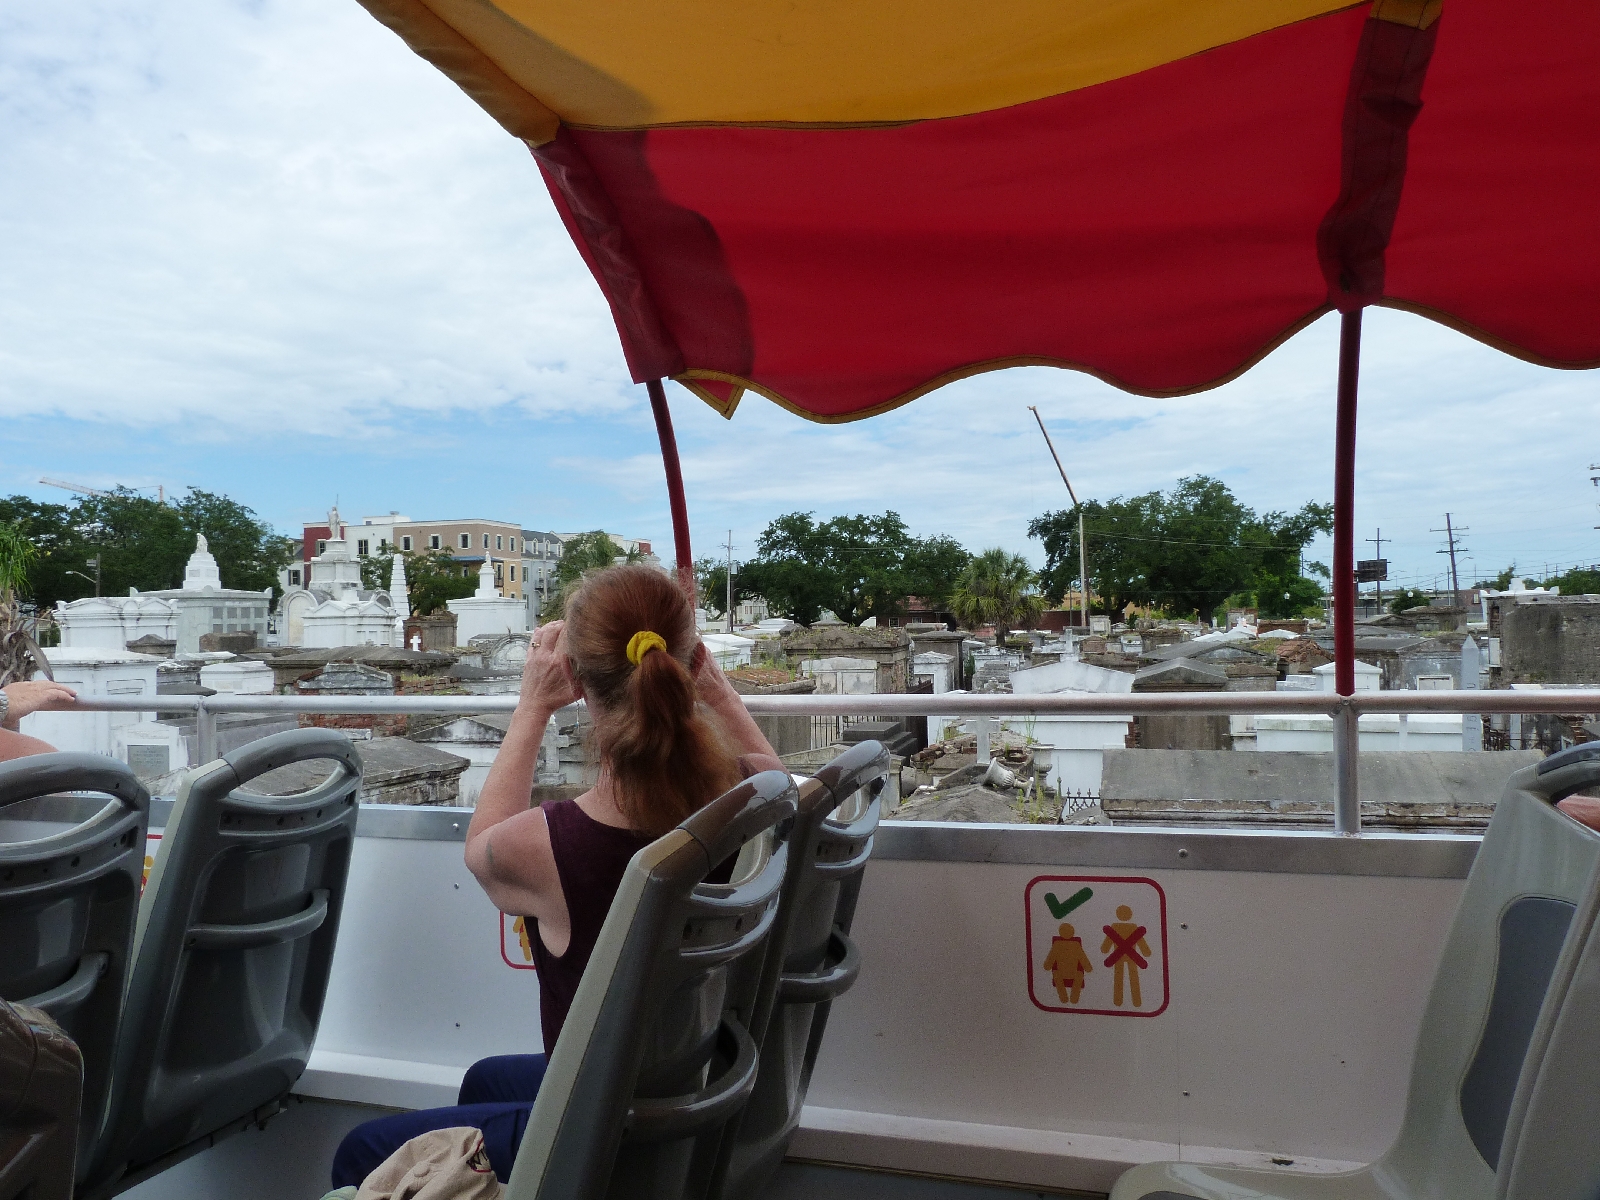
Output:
[39, 477, 113, 498]
[40, 478, 166, 503]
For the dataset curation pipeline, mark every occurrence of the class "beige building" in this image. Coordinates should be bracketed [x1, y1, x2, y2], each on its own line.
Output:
[394, 518, 527, 602]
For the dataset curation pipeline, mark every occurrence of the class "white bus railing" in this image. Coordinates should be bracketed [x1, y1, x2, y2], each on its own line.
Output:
[53, 689, 1600, 834]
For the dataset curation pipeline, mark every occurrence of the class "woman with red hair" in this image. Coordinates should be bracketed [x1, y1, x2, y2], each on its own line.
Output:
[332, 565, 782, 1187]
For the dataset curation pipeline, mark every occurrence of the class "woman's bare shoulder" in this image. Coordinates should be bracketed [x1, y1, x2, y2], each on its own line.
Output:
[467, 801, 561, 917]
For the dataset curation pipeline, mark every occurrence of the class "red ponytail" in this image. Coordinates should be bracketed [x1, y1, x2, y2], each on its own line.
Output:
[562, 565, 742, 837]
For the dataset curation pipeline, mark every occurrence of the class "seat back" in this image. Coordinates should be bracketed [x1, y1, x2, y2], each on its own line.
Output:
[0, 753, 148, 1174]
[83, 728, 361, 1189]
[0, 998, 84, 1200]
[710, 741, 887, 1200]
[1375, 744, 1600, 1200]
[504, 769, 799, 1200]
[1488, 745, 1600, 1200]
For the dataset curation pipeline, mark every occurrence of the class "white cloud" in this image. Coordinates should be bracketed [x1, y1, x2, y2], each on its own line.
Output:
[0, 0, 629, 436]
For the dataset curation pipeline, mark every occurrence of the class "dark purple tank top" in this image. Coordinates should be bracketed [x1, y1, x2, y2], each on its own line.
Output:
[530, 759, 757, 1054]
[530, 801, 651, 1054]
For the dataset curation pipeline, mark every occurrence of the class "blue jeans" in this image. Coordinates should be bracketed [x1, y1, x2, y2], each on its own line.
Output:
[330, 1054, 549, 1188]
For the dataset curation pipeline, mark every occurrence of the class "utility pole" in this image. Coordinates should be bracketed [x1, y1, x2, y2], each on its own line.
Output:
[1365, 527, 1388, 612]
[1432, 514, 1467, 603]
[1028, 407, 1089, 630]
[724, 530, 735, 634]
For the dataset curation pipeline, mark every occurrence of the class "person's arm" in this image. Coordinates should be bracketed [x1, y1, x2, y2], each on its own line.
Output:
[464, 623, 578, 916]
[0, 681, 78, 761]
[691, 645, 784, 775]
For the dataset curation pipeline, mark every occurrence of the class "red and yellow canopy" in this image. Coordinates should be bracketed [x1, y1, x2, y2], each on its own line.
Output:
[357, 0, 1600, 421]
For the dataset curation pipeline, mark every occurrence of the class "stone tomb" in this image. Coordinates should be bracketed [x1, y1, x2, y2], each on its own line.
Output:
[447, 561, 527, 644]
[56, 536, 273, 655]
[21, 647, 160, 762]
[408, 713, 514, 805]
[296, 662, 400, 740]
[244, 736, 469, 807]
[782, 625, 910, 693]
[54, 595, 178, 652]
[277, 505, 399, 647]
[199, 659, 275, 695]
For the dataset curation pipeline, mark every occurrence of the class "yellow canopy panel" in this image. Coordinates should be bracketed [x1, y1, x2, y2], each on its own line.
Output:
[362, 0, 1357, 135]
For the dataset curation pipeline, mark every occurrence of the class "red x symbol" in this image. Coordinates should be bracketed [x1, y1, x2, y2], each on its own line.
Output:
[1102, 924, 1148, 969]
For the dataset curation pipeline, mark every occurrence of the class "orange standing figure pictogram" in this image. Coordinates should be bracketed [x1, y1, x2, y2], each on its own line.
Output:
[1042, 923, 1094, 1004]
[1101, 904, 1152, 1008]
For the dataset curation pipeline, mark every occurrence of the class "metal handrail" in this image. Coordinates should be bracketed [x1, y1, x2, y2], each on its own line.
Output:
[44, 689, 1600, 836]
[69, 689, 1600, 716]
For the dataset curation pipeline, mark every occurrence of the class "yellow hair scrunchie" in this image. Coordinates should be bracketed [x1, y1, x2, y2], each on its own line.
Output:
[625, 630, 668, 666]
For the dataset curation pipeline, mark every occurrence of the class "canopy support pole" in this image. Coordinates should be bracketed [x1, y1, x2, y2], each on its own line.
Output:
[1332, 309, 1362, 834]
[647, 379, 695, 593]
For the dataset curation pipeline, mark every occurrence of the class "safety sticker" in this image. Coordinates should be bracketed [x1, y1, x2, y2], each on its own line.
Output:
[1025, 875, 1168, 1017]
[500, 912, 538, 971]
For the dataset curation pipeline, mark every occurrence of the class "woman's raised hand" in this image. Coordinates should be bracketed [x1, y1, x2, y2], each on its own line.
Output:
[521, 621, 579, 714]
[690, 641, 734, 701]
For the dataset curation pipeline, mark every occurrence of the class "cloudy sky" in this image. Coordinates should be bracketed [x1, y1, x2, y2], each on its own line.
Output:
[4, 1, 1597, 594]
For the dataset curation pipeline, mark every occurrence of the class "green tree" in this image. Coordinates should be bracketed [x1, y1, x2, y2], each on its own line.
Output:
[0, 497, 77, 609]
[396, 550, 478, 616]
[174, 490, 298, 593]
[0, 490, 296, 606]
[738, 514, 837, 627]
[1529, 564, 1600, 595]
[694, 555, 746, 620]
[1477, 564, 1517, 590]
[739, 512, 970, 626]
[1388, 587, 1432, 614]
[1029, 476, 1331, 619]
[545, 532, 643, 618]
[360, 544, 394, 593]
[903, 535, 972, 611]
[1029, 493, 1161, 616]
[0, 521, 46, 684]
[949, 549, 1046, 633]
[1248, 504, 1333, 619]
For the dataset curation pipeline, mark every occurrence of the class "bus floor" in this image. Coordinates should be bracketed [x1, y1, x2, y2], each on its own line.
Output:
[115, 1096, 1092, 1200]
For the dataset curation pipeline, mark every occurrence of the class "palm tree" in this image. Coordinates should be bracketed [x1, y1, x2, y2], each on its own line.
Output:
[0, 521, 50, 685]
[950, 549, 1046, 636]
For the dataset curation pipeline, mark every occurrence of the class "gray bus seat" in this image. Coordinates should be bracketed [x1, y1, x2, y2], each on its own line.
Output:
[1111, 746, 1600, 1200]
[710, 740, 887, 1200]
[1, 998, 84, 1200]
[0, 754, 148, 1178]
[503, 768, 799, 1200]
[79, 728, 362, 1196]
[1491, 744, 1600, 1200]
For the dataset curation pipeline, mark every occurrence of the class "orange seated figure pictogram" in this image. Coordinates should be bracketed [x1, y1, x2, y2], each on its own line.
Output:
[512, 915, 534, 963]
[1042, 922, 1093, 1004]
[1100, 905, 1152, 1008]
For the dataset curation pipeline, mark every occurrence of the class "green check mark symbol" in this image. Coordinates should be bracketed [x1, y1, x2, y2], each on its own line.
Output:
[1045, 887, 1093, 920]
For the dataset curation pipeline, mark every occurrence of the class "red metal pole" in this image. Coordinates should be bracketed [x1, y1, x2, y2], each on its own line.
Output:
[1333, 310, 1362, 697]
[647, 378, 695, 594]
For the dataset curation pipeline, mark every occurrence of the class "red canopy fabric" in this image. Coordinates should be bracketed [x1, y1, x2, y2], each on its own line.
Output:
[361, 0, 1600, 421]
